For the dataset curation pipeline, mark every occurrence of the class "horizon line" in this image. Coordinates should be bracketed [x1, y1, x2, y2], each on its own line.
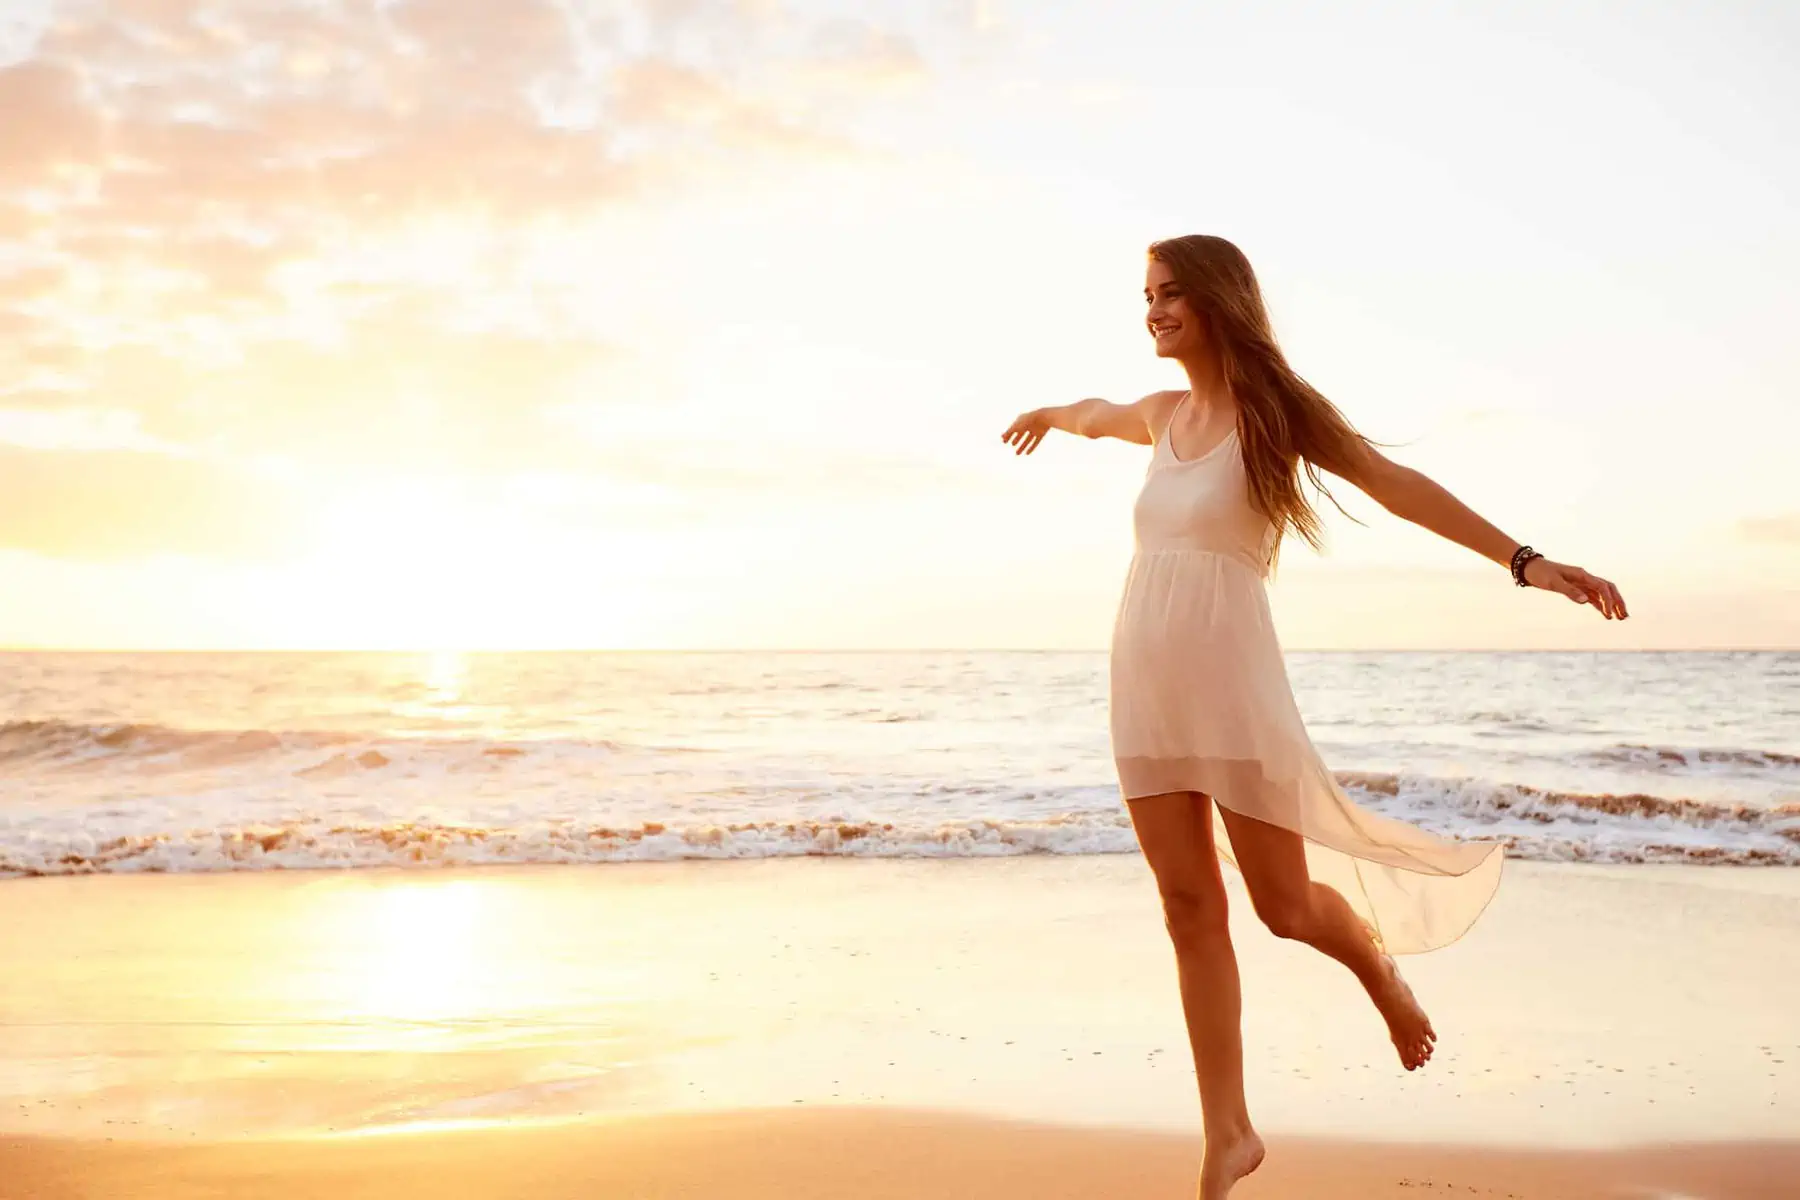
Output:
[1, 645, 1793, 655]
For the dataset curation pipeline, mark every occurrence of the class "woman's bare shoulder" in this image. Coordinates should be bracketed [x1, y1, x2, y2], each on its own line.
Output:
[1139, 389, 1186, 434]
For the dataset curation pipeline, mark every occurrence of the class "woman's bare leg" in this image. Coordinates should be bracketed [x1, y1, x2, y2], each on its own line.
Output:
[1216, 806, 1437, 1070]
[1126, 792, 1265, 1198]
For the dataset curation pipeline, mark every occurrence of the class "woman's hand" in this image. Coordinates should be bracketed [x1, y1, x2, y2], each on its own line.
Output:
[1001, 397, 1161, 452]
[1001, 408, 1056, 455]
[1523, 558, 1629, 620]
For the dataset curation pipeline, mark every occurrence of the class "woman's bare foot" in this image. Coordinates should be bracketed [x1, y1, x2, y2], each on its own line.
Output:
[1199, 1129, 1265, 1199]
[1370, 953, 1436, 1070]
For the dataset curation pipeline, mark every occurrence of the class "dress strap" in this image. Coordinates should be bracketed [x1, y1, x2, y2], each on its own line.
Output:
[1156, 390, 1192, 456]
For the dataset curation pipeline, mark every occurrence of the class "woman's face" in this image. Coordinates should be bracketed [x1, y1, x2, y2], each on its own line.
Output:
[1144, 258, 1204, 360]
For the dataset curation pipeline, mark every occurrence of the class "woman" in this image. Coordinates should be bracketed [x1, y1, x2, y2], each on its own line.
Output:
[1000, 235, 1627, 1198]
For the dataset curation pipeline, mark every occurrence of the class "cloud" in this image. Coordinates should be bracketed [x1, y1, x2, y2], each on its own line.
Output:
[1738, 514, 1800, 545]
[9, 321, 629, 472]
[0, 261, 64, 305]
[961, 0, 1004, 33]
[0, 446, 305, 559]
[0, 2, 55, 69]
[804, 18, 928, 88]
[0, 405, 174, 452]
[11, 0, 916, 230]
[0, 0, 943, 498]
[0, 60, 100, 184]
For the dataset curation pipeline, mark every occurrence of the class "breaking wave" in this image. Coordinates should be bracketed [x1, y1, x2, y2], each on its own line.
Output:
[1581, 743, 1800, 772]
[3, 769, 1796, 878]
[1338, 771, 1800, 865]
[0, 719, 640, 775]
[0, 719, 358, 767]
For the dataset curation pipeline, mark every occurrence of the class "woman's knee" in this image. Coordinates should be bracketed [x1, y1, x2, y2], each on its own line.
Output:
[1250, 889, 1314, 942]
[1158, 881, 1230, 944]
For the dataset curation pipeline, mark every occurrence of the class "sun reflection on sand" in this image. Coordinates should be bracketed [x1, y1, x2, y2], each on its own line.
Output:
[323, 1113, 580, 1140]
[333, 880, 492, 1035]
[284, 876, 658, 1052]
[0, 872, 682, 1138]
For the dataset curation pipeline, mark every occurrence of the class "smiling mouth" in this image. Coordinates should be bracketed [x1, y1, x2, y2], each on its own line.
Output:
[1151, 325, 1179, 337]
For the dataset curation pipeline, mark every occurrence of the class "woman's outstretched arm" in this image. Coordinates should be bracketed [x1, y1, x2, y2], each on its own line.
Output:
[1323, 442, 1629, 621]
[1001, 391, 1178, 454]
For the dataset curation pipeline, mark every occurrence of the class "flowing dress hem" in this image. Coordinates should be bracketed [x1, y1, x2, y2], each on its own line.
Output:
[1116, 752, 1507, 954]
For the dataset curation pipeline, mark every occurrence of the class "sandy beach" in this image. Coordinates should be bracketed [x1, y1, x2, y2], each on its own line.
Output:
[8, 1109, 1800, 1200]
[1, 856, 1795, 1198]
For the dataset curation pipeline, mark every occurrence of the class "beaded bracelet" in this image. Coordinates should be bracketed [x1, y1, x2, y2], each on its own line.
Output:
[1510, 544, 1543, 587]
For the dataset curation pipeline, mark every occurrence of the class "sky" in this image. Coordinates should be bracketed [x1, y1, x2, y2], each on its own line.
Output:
[0, 0, 1795, 651]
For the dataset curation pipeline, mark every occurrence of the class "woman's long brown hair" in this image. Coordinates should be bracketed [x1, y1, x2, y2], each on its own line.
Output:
[1148, 234, 1369, 569]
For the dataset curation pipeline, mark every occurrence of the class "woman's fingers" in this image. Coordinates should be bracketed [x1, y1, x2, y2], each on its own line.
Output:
[1003, 421, 1046, 454]
[1581, 571, 1616, 619]
[1002, 413, 1045, 451]
[1595, 575, 1627, 619]
[1588, 575, 1614, 619]
[1571, 569, 1628, 619]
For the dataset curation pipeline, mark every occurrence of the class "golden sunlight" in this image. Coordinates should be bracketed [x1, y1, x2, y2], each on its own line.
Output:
[282, 877, 662, 1055]
[273, 480, 664, 650]
[345, 880, 493, 1036]
[423, 649, 469, 705]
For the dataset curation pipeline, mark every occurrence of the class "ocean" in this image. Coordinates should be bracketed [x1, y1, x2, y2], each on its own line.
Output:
[1, 650, 1795, 877]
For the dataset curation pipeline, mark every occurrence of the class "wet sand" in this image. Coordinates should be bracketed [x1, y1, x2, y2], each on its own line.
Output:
[0, 856, 1795, 1196]
[6, 1108, 1800, 1200]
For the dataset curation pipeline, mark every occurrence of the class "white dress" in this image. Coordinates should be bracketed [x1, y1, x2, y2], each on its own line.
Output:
[1109, 396, 1505, 953]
